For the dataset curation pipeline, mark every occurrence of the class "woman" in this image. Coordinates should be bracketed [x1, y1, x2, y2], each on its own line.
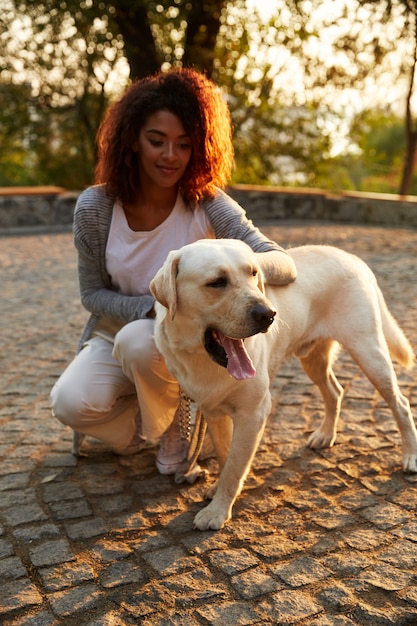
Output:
[50, 68, 296, 475]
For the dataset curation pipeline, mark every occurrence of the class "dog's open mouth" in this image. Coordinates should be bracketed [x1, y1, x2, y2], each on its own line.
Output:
[204, 329, 256, 380]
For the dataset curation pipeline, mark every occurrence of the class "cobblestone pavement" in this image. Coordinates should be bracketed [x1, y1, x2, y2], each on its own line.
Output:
[1, 221, 417, 626]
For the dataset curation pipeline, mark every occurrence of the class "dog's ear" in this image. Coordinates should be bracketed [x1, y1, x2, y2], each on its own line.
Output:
[150, 251, 180, 320]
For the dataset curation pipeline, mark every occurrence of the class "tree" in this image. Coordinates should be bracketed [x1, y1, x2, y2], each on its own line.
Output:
[347, 108, 406, 192]
[2, 0, 229, 186]
[335, 0, 417, 195]
[2, 0, 330, 187]
[6, 0, 412, 193]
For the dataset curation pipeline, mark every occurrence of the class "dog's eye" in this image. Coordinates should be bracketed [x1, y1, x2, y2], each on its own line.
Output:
[252, 270, 258, 277]
[207, 277, 227, 288]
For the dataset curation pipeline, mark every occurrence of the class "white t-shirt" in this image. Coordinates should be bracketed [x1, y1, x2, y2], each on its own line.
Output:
[106, 195, 214, 296]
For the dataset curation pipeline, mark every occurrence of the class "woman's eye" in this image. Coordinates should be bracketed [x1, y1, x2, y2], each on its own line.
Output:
[149, 139, 163, 147]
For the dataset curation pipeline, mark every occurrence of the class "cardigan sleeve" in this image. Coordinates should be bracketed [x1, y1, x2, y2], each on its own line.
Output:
[203, 189, 297, 284]
[73, 188, 154, 323]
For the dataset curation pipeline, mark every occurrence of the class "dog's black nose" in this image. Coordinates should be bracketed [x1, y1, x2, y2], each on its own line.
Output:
[252, 303, 276, 330]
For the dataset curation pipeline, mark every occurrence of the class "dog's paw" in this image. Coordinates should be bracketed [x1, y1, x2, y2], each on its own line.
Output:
[193, 502, 230, 531]
[307, 428, 336, 450]
[403, 454, 417, 473]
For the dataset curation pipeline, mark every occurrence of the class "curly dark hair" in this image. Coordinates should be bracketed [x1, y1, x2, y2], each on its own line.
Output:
[95, 68, 234, 206]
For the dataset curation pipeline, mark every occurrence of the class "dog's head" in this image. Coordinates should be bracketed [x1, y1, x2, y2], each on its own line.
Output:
[150, 239, 276, 380]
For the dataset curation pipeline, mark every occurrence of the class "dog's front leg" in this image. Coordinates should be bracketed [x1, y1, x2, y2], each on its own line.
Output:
[193, 406, 268, 531]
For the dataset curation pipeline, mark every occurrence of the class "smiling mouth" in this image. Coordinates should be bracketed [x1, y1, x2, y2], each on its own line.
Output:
[158, 165, 179, 173]
[204, 329, 256, 381]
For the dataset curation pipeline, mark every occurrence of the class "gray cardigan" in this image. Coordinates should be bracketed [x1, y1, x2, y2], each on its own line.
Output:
[73, 184, 296, 350]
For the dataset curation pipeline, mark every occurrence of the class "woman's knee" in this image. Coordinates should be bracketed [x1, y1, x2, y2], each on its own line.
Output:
[113, 320, 157, 373]
[50, 380, 86, 427]
[51, 378, 119, 429]
[50, 337, 126, 428]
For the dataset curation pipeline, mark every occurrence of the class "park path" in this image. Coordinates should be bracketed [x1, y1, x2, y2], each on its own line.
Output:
[0, 221, 417, 625]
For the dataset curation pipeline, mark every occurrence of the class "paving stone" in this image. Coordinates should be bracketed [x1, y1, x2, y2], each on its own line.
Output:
[231, 567, 282, 599]
[0, 555, 27, 580]
[41, 481, 85, 502]
[29, 538, 74, 567]
[64, 517, 108, 540]
[7, 610, 58, 626]
[0, 579, 43, 615]
[131, 530, 172, 553]
[249, 533, 301, 559]
[142, 545, 201, 576]
[0, 488, 38, 508]
[308, 507, 357, 530]
[308, 616, 357, 626]
[322, 551, 375, 576]
[91, 538, 134, 562]
[2, 225, 417, 624]
[47, 583, 104, 617]
[208, 547, 259, 574]
[270, 555, 332, 587]
[196, 600, 261, 625]
[79, 474, 126, 496]
[359, 502, 413, 529]
[284, 487, 332, 511]
[309, 470, 352, 494]
[39, 559, 95, 591]
[1, 502, 48, 526]
[110, 511, 147, 531]
[344, 526, 390, 550]
[316, 583, 357, 612]
[93, 493, 134, 514]
[390, 521, 417, 542]
[100, 559, 147, 588]
[83, 612, 138, 626]
[118, 581, 176, 618]
[0, 472, 31, 491]
[397, 585, 417, 608]
[257, 589, 323, 622]
[378, 538, 417, 569]
[0, 536, 14, 558]
[42, 453, 78, 468]
[351, 602, 411, 625]
[13, 523, 61, 544]
[162, 568, 228, 606]
[49, 498, 93, 520]
[358, 563, 414, 591]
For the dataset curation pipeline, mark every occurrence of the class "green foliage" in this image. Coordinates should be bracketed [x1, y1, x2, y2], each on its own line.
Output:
[347, 108, 407, 193]
[1, 0, 416, 194]
[0, 82, 34, 185]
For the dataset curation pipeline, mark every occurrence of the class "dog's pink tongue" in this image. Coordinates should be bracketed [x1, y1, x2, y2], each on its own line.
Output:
[218, 333, 256, 380]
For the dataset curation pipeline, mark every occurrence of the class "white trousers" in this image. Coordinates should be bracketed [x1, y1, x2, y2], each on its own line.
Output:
[50, 320, 179, 450]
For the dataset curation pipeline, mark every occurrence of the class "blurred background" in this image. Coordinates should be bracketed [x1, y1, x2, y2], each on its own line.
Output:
[1, 0, 417, 195]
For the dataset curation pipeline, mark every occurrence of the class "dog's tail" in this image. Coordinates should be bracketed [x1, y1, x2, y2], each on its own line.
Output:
[378, 286, 415, 369]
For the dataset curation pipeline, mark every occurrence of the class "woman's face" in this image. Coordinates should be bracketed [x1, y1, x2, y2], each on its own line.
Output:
[136, 109, 193, 191]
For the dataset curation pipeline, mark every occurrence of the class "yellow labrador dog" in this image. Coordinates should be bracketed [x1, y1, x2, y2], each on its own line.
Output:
[150, 239, 417, 530]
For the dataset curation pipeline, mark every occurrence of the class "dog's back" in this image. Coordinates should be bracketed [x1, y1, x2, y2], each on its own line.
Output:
[271, 245, 414, 369]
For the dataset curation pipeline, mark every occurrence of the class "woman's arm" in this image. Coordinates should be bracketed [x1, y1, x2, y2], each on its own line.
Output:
[73, 186, 154, 323]
[76, 246, 155, 322]
[203, 189, 297, 284]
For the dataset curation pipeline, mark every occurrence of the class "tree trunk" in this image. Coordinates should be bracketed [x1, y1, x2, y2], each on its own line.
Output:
[182, 0, 227, 75]
[399, 11, 417, 195]
[112, 2, 160, 79]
